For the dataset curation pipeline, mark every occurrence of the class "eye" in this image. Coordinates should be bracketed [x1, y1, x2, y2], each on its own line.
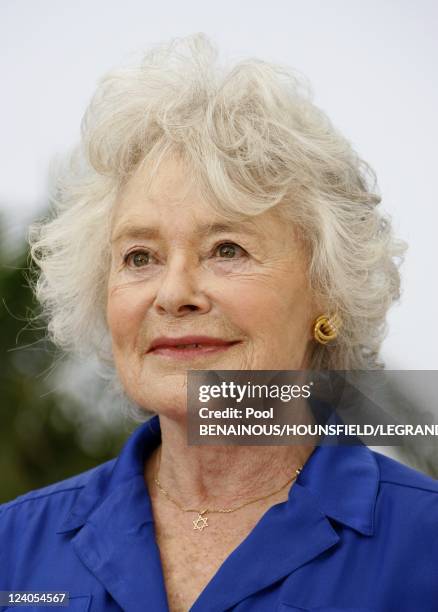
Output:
[124, 249, 152, 268]
[214, 242, 246, 259]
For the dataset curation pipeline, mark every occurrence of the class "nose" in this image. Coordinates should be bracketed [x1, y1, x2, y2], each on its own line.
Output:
[153, 255, 211, 317]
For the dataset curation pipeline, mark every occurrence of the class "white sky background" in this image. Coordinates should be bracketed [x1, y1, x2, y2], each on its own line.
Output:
[1, 0, 437, 369]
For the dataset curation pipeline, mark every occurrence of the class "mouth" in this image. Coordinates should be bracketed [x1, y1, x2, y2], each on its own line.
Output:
[147, 340, 241, 360]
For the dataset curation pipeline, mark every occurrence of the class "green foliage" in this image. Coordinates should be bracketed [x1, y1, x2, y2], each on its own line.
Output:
[0, 220, 131, 504]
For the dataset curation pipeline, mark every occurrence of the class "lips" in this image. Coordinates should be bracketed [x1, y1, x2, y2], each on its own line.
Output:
[148, 335, 238, 352]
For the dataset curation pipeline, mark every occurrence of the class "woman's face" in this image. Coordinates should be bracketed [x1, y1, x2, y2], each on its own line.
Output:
[107, 156, 318, 419]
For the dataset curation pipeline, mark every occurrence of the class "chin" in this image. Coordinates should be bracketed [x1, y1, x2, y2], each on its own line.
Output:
[149, 399, 188, 422]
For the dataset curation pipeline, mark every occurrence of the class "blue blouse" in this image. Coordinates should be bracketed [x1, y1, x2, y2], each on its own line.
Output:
[1, 413, 437, 612]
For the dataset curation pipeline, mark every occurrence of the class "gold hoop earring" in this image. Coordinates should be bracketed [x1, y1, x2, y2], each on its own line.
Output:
[313, 313, 342, 345]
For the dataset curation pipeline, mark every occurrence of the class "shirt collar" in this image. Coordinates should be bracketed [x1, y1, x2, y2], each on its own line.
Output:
[57, 416, 161, 533]
[57, 413, 379, 537]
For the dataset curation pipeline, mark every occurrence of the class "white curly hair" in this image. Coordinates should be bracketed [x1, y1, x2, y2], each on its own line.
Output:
[27, 33, 406, 394]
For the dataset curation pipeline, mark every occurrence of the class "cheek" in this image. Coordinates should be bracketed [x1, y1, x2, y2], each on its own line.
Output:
[106, 283, 150, 348]
[225, 274, 312, 345]
[215, 280, 282, 348]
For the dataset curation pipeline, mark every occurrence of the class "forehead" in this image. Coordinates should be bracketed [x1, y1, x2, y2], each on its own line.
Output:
[110, 153, 299, 251]
[112, 155, 220, 227]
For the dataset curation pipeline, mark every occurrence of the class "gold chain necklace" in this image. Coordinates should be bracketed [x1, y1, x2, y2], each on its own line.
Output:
[153, 446, 302, 531]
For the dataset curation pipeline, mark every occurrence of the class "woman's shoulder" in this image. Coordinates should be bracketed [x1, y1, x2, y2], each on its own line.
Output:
[0, 459, 118, 593]
[371, 448, 438, 493]
[369, 448, 438, 533]
[0, 459, 116, 537]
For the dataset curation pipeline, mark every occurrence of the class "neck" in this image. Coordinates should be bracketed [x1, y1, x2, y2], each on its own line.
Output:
[144, 414, 316, 510]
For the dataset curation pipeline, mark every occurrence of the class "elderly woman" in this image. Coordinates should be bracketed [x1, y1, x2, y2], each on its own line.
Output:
[1, 34, 437, 612]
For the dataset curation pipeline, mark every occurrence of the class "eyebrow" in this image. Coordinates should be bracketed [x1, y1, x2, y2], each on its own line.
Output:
[110, 220, 261, 244]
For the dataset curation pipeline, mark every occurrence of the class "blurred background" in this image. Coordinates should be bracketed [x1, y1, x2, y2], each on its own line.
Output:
[1, 0, 437, 503]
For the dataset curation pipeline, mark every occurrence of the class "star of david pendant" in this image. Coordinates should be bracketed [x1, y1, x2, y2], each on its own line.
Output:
[193, 510, 209, 531]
